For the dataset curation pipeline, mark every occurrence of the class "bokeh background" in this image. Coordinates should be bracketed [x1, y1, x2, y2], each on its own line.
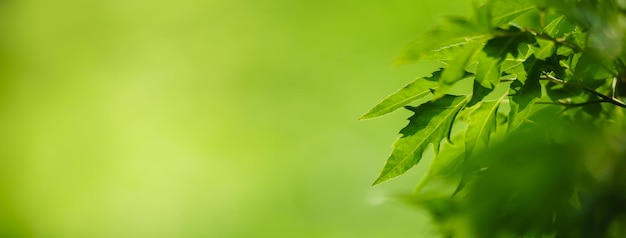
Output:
[0, 0, 467, 237]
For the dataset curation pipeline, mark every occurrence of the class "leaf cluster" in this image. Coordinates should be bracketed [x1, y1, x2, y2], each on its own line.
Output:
[362, 0, 626, 237]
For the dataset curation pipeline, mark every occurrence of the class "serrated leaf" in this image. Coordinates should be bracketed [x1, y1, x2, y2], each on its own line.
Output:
[396, 17, 488, 64]
[465, 98, 503, 158]
[508, 55, 543, 132]
[415, 41, 469, 61]
[475, 28, 536, 89]
[476, 53, 502, 89]
[477, 0, 536, 27]
[373, 95, 470, 185]
[468, 80, 494, 107]
[433, 41, 484, 100]
[360, 70, 442, 119]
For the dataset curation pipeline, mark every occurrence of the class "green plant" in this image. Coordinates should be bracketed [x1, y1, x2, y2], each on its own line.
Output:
[362, 0, 626, 237]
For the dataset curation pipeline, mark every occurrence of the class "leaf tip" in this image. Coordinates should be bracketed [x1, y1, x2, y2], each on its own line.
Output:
[359, 113, 373, 120]
[372, 176, 388, 186]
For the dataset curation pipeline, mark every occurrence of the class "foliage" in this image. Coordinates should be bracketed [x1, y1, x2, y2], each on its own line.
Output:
[363, 0, 626, 237]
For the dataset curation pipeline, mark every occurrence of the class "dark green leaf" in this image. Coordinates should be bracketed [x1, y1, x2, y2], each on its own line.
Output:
[508, 55, 543, 132]
[476, 28, 535, 88]
[574, 49, 615, 82]
[468, 80, 494, 107]
[373, 95, 470, 185]
[545, 81, 585, 103]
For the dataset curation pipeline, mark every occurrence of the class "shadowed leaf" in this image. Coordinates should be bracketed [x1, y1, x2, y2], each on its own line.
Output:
[508, 55, 543, 132]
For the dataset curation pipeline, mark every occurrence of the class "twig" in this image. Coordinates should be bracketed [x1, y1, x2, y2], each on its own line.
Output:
[543, 74, 626, 108]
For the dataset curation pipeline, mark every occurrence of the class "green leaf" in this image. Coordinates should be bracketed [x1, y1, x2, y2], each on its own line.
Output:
[477, 0, 536, 27]
[415, 41, 469, 61]
[360, 70, 442, 119]
[532, 39, 556, 60]
[574, 49, 615, 82]
[475, 27, 535, 89]
[475, 51, 501, 90]
[373, 95, 470, 185]
[415, 134, 466, 198]
[396, 17, 487, 64]
[542, 15, 565, 37]
[433, 41, 484, 100]
[465, 98, 503, 158]
[468, 80, 494, 107]
[508, 55, 543, 132]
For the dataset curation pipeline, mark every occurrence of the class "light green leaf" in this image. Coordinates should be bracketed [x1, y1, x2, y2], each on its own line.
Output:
[396, 17, 487, 65]
[465, 97, 504, 158]
[532, 38, 555, 60]
[433, 41, 484, 100]
[477, 0, 536, 27]
[490, 0, 536, 26]
[360, 70, 442, 119]
[508, 55, 543, 132]
[415, 134, 466, 198]
[468, 80, 494, 107]
[415, 41, 469, 61]
[373, 95, 470, 185]
[475, 52, 502, 89]
[543, 15, 565, 37]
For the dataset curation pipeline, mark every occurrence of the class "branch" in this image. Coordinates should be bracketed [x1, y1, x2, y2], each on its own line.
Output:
[535, 100, 605, 108]
[543, 74, 626, 108]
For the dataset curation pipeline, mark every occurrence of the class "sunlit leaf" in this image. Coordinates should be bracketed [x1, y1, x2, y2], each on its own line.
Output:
[415, 42, 469, 61]
[433, 41, 484, 100]
[532, 38, 555, 60]
[396, 17, 488, 65]
[477, 0, 536, 27]
[373, 95, 469, 185]
[465, 98, 503, 158]
[542, 15, 565, 37]
[360, 70, 442, 119]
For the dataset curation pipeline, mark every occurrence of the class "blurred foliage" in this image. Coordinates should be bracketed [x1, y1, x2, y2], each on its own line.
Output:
[0, 0, 472, 237]
[364, 0, 626, 237]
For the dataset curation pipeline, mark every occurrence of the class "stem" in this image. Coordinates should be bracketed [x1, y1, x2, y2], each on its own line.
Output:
[536, 100, 605, 108]
[528, 29, 584, 52]
[543, 74, 626, 108]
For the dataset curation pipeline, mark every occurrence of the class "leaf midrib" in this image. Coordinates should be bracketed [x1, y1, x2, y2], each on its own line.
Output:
[362, 89, 433, 119]
[492, 6, 535, 25]
[379, 97, 467, 181]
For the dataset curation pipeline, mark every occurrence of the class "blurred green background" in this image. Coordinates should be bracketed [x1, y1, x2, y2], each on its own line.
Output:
[0, 0, 467, 237]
